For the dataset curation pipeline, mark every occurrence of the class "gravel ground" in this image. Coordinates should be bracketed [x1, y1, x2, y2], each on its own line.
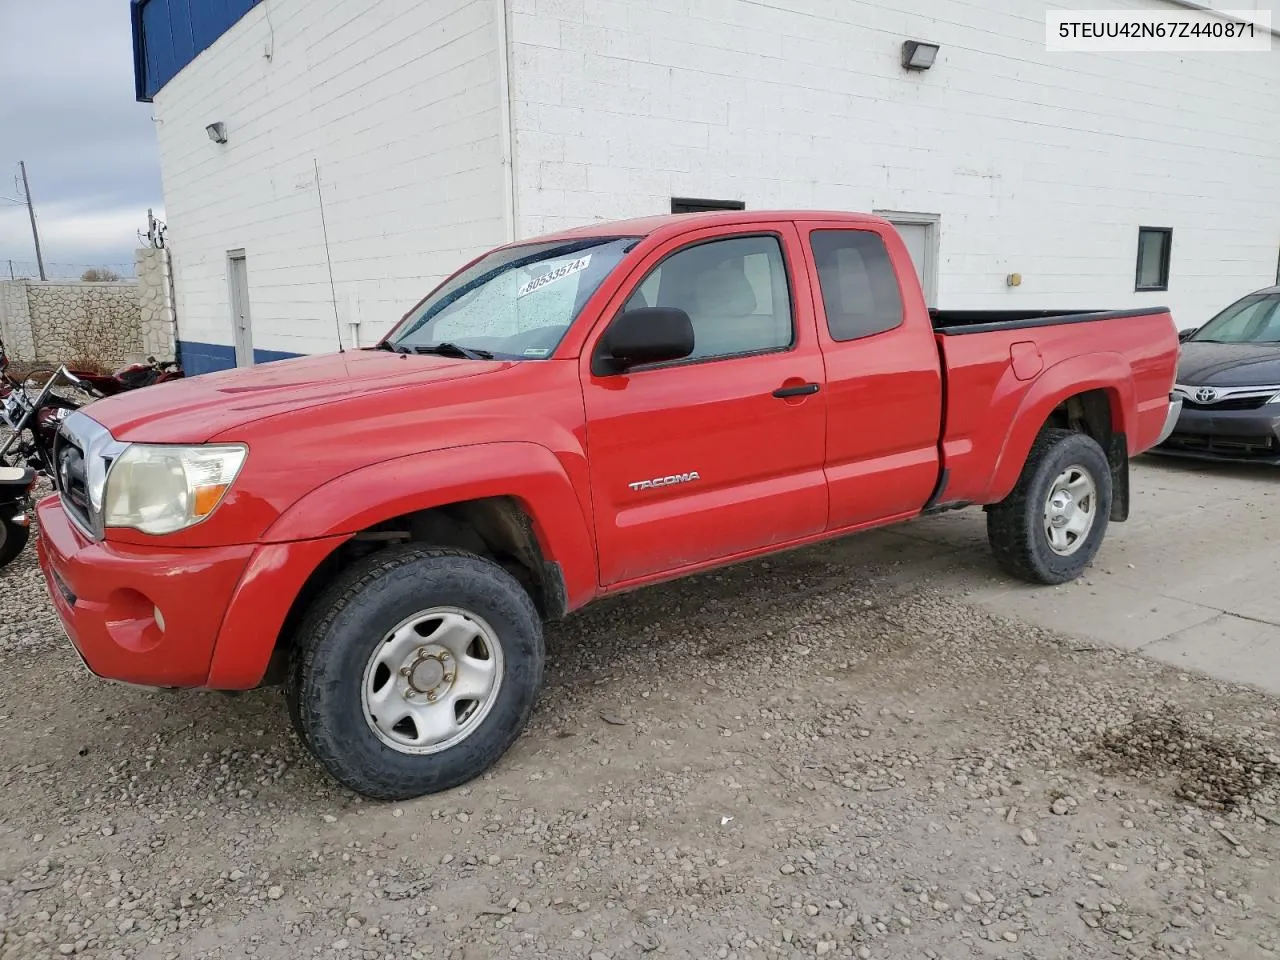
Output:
[1, 500, 1278, 960]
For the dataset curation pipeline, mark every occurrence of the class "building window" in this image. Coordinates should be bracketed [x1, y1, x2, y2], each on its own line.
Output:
[1135, 227, 1173, 292]
[670, 197, 745, 214]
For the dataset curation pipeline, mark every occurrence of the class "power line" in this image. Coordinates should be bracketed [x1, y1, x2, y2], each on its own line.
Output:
[3, 259, 137, 281]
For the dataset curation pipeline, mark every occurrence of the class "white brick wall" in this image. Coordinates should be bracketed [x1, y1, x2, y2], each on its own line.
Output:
[507, 0, 1280, 325]
[154, 0, 1280, 364]
[152, 0, 510, 367]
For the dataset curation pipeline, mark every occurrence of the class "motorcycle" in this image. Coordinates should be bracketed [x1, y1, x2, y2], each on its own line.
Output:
[0, 364, 85, 569]
[2, 338, 83, 470]
[70, 355, 184, 397]
[0, 463, 35, 569]
[1, 336, 183, 400]
[0, 339, 183, 569]
[0, 363, 82, 476]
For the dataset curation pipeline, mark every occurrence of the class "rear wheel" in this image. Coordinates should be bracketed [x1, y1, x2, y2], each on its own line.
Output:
[986, 428, 1112, 585]
[286, 545, 544, 800]
[0, 515, 29, 569]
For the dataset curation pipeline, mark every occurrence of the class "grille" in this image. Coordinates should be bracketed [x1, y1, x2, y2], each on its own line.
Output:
[1163, 432, 1278, 458]
[1181, 395, 1272, 412]
[54, 436, 92, 529]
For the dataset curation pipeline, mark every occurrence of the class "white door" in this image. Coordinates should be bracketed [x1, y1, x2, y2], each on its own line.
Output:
[875, 213, 940, 307]
[228, 251, 254, 367]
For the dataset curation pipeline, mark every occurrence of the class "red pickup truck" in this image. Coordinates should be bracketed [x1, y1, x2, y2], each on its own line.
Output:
[36, 211, 1181, 799]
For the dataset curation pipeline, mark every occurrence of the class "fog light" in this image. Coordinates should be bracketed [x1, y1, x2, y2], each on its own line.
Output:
[154, 606, 166, 633]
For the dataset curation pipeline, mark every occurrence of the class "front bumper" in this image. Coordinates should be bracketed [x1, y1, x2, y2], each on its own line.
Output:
[35, 494, 348, 689]
[36, 494, 255, 686]
[1152, 401, 1280, 465]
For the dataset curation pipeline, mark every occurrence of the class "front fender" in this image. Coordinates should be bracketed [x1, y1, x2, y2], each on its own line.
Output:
[261, 441, 598, 612]
[987, 353, 1135, 504]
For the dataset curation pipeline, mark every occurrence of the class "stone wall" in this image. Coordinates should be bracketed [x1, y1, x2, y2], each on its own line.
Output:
[0, 249, 176, 368]
[135, 247, 177, 362]
[0, 281, 35, 361]
[26, 282, 141, 368]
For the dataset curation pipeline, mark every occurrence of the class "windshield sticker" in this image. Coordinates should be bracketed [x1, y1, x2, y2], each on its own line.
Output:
[517, 255, 592, 298]
[522, 347, 551, 357]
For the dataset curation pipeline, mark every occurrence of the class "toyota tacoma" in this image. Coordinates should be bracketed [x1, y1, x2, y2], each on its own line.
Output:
[36, 211, 1181, 799]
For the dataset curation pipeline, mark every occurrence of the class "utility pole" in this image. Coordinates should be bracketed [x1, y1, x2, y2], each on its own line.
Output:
[18, 161, 46, 281]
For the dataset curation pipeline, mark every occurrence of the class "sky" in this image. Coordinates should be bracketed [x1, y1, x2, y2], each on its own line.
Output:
[0, 1, 163, 278]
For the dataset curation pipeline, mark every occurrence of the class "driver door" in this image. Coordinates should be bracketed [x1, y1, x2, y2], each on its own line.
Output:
[580, 223, 828, 586]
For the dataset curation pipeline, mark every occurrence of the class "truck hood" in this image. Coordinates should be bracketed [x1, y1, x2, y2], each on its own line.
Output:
[1177, 341, 1280, 387]
[85, 350, 503, 443]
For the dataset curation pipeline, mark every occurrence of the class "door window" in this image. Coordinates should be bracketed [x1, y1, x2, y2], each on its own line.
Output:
[621, 235, 793, 361]
[809, 230, 904, 342]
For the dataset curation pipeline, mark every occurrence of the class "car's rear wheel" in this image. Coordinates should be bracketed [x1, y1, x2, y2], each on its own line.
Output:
[286, 545, 543, 800]
[986, 428, 1112, 585]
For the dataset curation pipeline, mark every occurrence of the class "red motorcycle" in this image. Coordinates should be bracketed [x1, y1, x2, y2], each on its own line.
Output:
[65, 355, 184, 397]
[1, 357, 82, 569]
[0, 340, 182, 568]
[1, 339, 184, 401]
[1, 340, 82, 480]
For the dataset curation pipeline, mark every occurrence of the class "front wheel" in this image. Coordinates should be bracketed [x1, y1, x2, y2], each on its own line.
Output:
[986, 428, 1113, 585]
[0, 514, 30, 569]
[286, 545, 544, 800]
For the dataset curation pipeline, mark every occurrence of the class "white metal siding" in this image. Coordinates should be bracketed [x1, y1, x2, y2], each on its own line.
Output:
[506, 0, 1280, 325]
[154, 0, 1280, 358]
[152, 0, 509, 364]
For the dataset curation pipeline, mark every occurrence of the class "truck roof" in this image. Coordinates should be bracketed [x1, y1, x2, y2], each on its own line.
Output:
[529, 210, 892, 245]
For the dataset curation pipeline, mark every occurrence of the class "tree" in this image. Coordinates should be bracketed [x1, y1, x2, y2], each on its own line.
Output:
[81, 268, 122, 282]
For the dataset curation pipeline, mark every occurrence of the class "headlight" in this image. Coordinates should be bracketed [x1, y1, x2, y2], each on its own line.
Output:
[103, 444, 247, 535]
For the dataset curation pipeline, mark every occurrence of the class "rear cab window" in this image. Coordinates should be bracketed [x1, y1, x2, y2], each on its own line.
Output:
[809, 230, 904, 341]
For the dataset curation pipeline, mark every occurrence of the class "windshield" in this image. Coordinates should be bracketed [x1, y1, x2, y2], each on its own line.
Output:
[384, 236, 640, 359]
[1191, 293, 1280, 344]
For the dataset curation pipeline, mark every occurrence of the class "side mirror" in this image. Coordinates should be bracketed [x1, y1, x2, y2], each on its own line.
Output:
[595, 307, 694, 374]
[1178, 328, 1198, 342]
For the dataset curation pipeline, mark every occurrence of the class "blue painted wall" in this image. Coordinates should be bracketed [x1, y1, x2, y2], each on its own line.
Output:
[178, 340, 302, 376]
[131, 0, 261, 102]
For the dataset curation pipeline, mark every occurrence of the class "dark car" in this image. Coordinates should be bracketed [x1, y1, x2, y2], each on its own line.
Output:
[1153, 285, 1280, 463]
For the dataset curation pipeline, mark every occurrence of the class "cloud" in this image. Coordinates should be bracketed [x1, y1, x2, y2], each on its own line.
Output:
[0, 202, 165, 277]
[0, 0, 163, 270]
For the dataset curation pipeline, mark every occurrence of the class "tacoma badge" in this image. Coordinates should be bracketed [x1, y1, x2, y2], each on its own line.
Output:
[628, 471, 700, 492]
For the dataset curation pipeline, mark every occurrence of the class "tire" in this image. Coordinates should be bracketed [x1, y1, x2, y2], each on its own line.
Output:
[986, 428, 1112, 585]
[0, 515, 29, 569]
[286, 545, 544, 800]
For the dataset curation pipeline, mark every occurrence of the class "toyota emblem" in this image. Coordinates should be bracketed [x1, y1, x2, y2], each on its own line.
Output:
[1194, 387, 1219, 403]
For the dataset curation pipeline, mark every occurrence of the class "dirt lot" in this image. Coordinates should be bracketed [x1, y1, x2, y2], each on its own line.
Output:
[2, 467, 1279, 960]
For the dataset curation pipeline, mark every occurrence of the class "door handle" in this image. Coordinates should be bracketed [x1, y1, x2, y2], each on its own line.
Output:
[772, 382, 820, 399]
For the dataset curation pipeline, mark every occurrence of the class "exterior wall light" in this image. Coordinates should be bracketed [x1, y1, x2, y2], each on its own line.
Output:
[901, 40, 940, 70]
[206, 122, 229, 144]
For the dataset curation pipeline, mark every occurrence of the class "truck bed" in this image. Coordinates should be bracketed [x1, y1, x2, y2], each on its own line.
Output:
[931, 305, 1178, 508]
[931, 307, 1162, 336]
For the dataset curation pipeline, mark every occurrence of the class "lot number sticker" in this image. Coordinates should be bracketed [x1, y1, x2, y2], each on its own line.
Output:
[517, 255, 592, 298]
